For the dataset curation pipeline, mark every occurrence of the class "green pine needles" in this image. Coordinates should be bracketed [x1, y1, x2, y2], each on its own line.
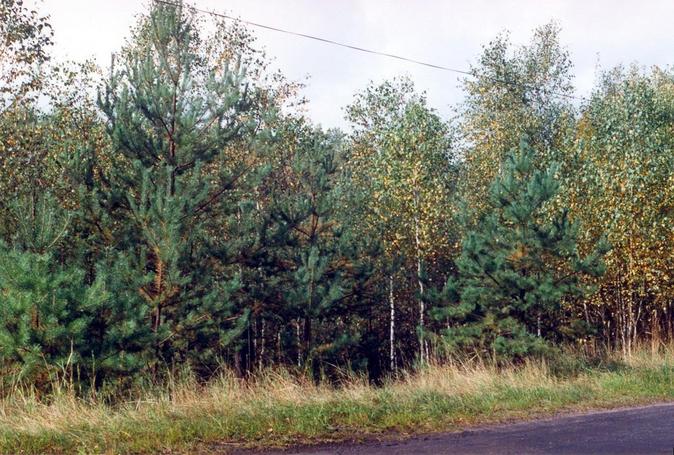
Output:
[95, 1, 259, 374]
[432, 140, 609, 359]
[2, 0, 648, 395]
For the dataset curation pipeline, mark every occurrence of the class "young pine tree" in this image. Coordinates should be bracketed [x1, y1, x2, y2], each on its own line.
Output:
[95, 2, 268, 371]
[432, 140, 608, 359]
[0, 193, 107, 388]
[272, 125, 376, 380]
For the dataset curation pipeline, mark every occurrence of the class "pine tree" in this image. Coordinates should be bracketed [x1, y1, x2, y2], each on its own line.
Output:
[94, 1, 268, 371]
[269, 123, 376, 379]
[0, 193, 107, 388]
[432, 140, 608, 359]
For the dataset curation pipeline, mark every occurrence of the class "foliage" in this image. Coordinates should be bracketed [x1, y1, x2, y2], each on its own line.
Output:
[563, 67, 674, 352]
[0, 193, 106, 387]
[433, 141, 608, 358]
[0, 0, 53, 110]
[345, 78, 457, 363]
[0, 0, 672, 390]
[90, 1, 272, 372]
[459, 23, 575, 215]
[271, 124, 377, 378]
[346, 77, 456, 264]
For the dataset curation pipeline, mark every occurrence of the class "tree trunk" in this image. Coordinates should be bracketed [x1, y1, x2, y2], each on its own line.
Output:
[303, 316, 312, 362]
[413, 202, 427, 363]
[247, 319, 253, 373]
[259, 318, 266, 370]
[234, 348, 242, 377]
[389, 274, 396, 372]
[295, 320, 301, 367]
[666, 302, 674, 343]
[417, 254, 426, 362]
[651, 308, 659, 355]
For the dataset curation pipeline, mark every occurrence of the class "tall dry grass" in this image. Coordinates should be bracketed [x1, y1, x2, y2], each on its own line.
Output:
[0, 346, 673, 454]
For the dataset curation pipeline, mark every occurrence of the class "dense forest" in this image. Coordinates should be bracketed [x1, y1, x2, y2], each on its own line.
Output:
[0, 0, 672, 391]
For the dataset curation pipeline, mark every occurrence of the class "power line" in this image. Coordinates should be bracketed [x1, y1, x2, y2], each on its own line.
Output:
[156, 0, 473, 76]
[153, 0, 582, 101]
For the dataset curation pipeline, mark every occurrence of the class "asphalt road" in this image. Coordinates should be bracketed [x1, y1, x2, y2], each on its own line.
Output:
[260, 403, 674, 455]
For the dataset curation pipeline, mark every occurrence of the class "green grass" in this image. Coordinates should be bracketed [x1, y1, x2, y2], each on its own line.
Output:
[1, 349, 673, 454]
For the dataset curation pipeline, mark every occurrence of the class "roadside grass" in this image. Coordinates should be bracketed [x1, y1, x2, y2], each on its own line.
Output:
[1, 347, 673, 454]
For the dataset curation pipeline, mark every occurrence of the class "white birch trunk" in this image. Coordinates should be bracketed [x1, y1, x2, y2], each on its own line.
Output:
[259, 318, 266, 370]
[413, 188, 427, 363]
[295, 320, 301, 367]
[389, 274, 396, 371]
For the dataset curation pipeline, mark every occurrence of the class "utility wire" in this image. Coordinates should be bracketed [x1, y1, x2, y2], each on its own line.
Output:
[153, 0, 582, 101]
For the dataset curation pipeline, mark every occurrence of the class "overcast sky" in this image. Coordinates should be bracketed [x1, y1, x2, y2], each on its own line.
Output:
[29, 0, 674, 129]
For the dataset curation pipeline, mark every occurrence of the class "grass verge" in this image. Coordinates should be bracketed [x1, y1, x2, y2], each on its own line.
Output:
[1, 348, 673, 454]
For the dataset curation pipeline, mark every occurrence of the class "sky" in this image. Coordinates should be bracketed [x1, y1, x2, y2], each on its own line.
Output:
[28, 0, 674, 129]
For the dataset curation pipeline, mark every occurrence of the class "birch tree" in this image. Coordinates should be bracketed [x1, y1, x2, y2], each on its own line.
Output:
[459, 23, 575, 215]
[345, 78, 457, 364]
[565, 67, 674, 353]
